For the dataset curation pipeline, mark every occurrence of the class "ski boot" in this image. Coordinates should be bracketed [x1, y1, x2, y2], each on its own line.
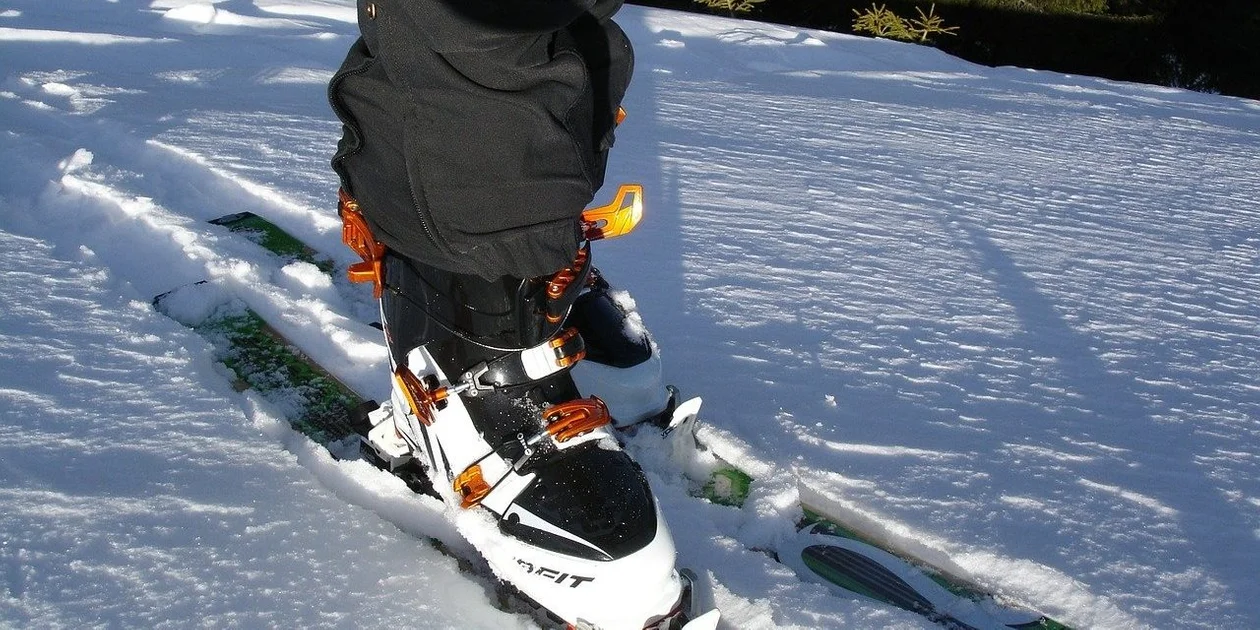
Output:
[340, 190, 708, 628]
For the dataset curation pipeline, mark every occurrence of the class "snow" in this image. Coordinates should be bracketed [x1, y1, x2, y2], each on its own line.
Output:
[2, 1, 1258, 628]
[0, 231, 521, 629]
[0, 26, 172, 45]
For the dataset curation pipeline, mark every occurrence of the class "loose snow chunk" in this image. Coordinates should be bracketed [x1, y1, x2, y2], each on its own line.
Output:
[155, 282, 236, 328]
[256, 66, 330, 85]
[254, 1, 357, 23]
[41, 82, 79, 97]
[609, 289, 637, 312]
[161, 4, 219, 25]
[278, 261, 332, 292]
[156, 69, 215, 85]
[160, 3, 314, 31]
[58, 148, 94, 174]
[608, 289, 652, 342]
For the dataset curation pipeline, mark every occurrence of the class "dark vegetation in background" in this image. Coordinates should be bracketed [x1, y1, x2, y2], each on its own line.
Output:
[630, 0, 1260, 101]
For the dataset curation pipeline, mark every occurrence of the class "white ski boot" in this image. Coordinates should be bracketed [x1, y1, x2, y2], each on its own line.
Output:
[355, 247, 702, 629]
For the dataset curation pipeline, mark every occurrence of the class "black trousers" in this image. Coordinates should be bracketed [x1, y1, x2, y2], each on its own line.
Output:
[328, 0, 634, 281]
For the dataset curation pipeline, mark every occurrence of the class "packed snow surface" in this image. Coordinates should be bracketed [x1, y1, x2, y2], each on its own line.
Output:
[2, 1, 1258, 628]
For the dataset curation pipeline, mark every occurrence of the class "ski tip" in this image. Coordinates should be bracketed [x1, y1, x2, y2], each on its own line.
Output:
[674, 396, 702, 418]
[207, 211, 256, 226]
[783, 525, 1063, 629]
[661, 396, 703, 437]
[679, 609, 720, 630]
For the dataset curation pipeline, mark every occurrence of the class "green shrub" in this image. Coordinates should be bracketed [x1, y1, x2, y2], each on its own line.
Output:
[692, 0, 768, 14]
[852, 3, 960, 43]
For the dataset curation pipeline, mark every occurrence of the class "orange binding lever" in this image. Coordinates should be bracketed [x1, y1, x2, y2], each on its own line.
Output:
[543, 396, 611, 443]
[338, 189, 386, 299]
[453, 464, 492, 509]
[581, 183, 643, 242]
[392, 366, 453, 426]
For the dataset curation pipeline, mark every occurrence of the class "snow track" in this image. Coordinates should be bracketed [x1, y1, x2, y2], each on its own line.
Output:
[3, 2, 1260, 628]
[0, 223, 524, 629]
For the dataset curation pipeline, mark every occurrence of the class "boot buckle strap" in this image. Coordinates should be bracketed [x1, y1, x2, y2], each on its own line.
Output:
[460, 328, 586, 396]
[457, 396, 612, 508]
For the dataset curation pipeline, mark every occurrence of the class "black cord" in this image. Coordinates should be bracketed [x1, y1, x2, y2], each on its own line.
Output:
[383, 282, 572, 354]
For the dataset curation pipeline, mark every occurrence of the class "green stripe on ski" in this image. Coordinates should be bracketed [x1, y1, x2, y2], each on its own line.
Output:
[701, 464, 753, 507]
[799, 546, 913, 610]
[688, 451, 1073, 628]
[210, 212, 334, 273]
[799, 507, 1070, 629]
[155, 282, 361, 445]
[197, 307, 361, 444]
[799, 507, 975, 599]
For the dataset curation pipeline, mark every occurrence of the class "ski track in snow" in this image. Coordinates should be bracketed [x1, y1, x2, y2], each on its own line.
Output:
[0, 230, 527, 629]
[3, 2, 1259, 628]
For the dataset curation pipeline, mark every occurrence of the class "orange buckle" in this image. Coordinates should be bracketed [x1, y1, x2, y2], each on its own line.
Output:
[544, 246, 591, 325]
[338, 189, 386, 299]
[549, 327, 587, 369]
[581, 183, 643, 241]
[454, 464, 492, 509]
[546, 246, 590, 301]
[543, 396, 610, 443]
[393, 366, 449, 426]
